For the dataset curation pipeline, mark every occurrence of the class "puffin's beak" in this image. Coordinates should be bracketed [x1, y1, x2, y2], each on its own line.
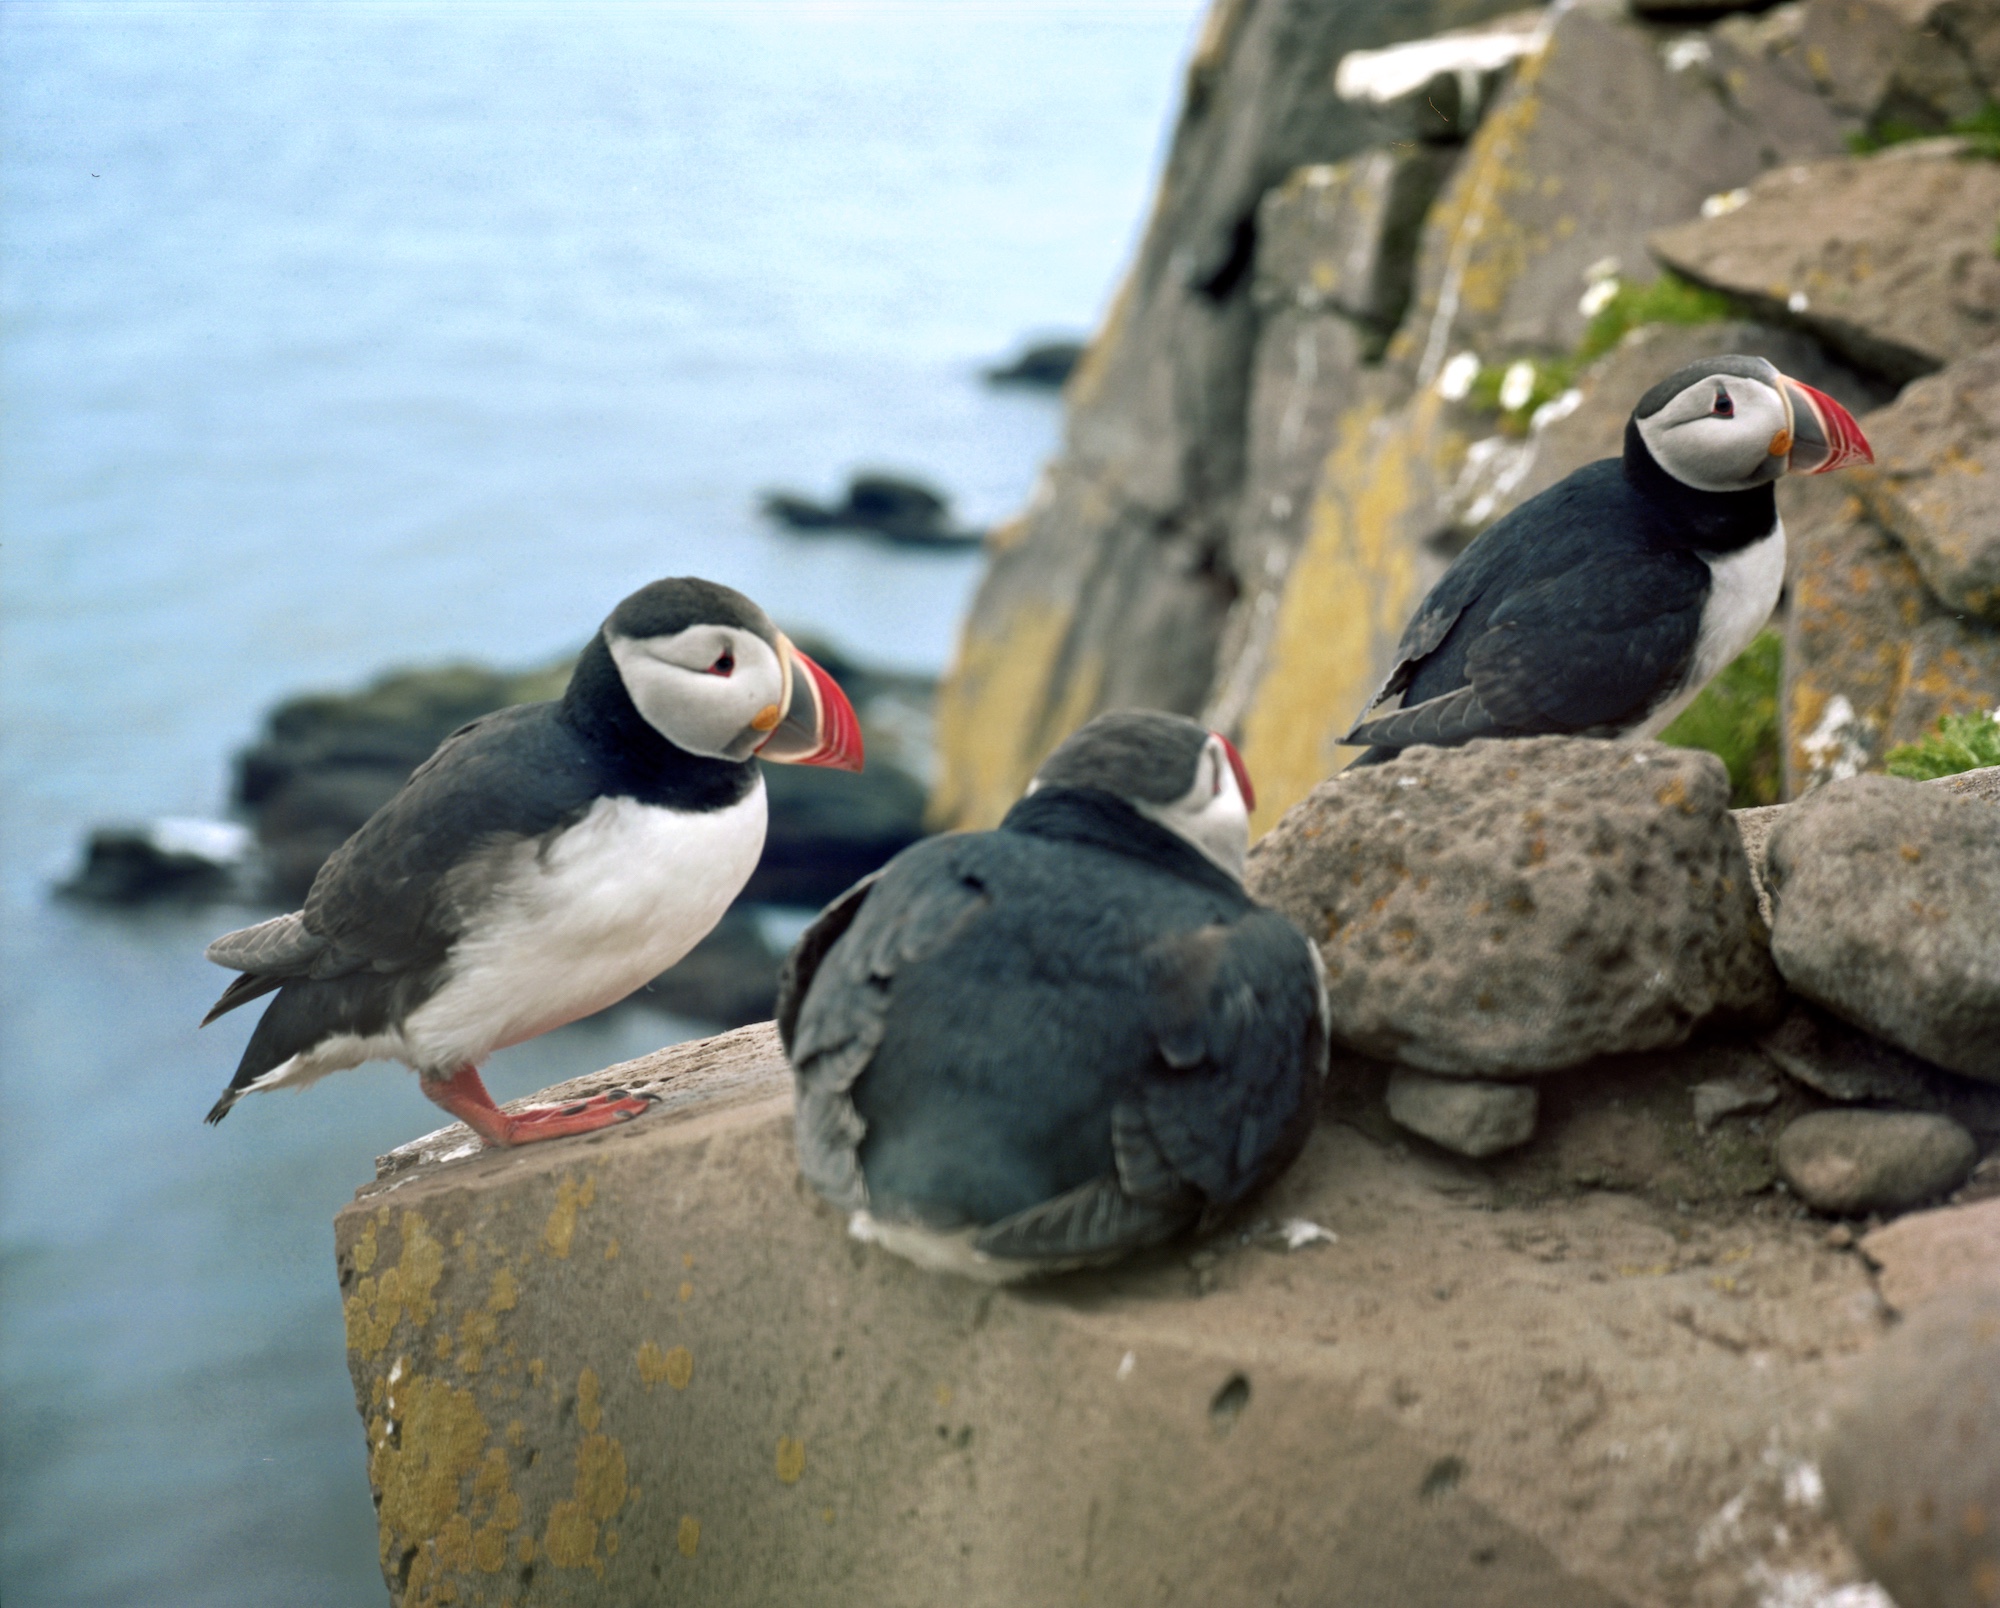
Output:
[1216, 732, 1256, 812]
[756, 638, 865, 771]
[1778, 375, 1873, 475]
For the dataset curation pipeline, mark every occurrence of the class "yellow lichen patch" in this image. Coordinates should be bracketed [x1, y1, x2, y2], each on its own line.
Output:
[1239, 396, 1432, 830]
[578, 1367, 603, 1433]
[433, 1512, 473, 1570]
[776, 1437, 807, 1485]
[603, 1238, 619, 1262]
[542, 1173, 597, 1259]
[488, 1267, 519, 1313]
[543, 1499, 599, 1570]
[344, 1212, 448, 1361]
[470, 1518, 511, 1574]
[455, 1309, 498, 1374]
[638, 1341, 694, 1391]
[352, 1211, 383, 1274]
[678, 1516, 701, 1557]
[678, 1281, 694, 1303]
[369, 1374, 488, 1578]
[577, 1434, 629, 1520]
[528, 1358, 545, 1387]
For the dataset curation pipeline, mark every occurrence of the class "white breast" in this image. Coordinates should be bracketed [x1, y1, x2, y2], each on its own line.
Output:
[402, 782, 768, 1070]
[1630, 520, 1785, 739]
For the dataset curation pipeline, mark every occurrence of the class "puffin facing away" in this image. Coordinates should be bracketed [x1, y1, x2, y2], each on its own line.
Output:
[778, 710, 1329, 1281]
[202, 577, 863, 1146]
[1345, 355, 1872, 764]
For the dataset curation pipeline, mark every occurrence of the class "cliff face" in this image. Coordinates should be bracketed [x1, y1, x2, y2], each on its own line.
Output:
[934, 0, 2000, 834]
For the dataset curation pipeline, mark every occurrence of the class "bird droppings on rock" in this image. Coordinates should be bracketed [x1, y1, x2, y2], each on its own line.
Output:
[1386, 1069, 1539, 1157]
[1775, 1110, 1979, 1217]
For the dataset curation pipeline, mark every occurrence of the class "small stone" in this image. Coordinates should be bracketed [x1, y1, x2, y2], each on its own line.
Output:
[1766, 775, 2000, 1084]
[1959, 1155, 2000, 1205]
[1823, 1281, 2000, 1608]
[1824, 1223, 1855, 1249]
[1759, 1001, 1939, 1106]
[1775, 1110, 1978, 1216]
[1385, 1071, 1538, 1158]
[1691, 1069, 1781, 1132]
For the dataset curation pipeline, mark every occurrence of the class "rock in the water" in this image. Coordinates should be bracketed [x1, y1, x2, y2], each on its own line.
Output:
[1651, 142, 2000, 384]
[1849, 346, 2000, 624]
[1245, 739, 1780, 1075]
[1860, 1195, 2000, 1312]
[58, 817, 254, 905]
[1775, 1109, 1978, 1214]
[1823, 1279, 2000, 1608]
[1780, 473, 2000, 796]
[1385, 1069, 1538, 1156]
[759, 472, 980, 548]
[983, 338, 1085, 389]
[1765, 774, 2000, 1082]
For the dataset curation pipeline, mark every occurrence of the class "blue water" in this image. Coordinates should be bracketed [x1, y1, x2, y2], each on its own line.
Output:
[0, 5, 1200, 1601]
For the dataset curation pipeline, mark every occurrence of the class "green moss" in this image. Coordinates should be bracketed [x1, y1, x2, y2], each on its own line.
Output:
[1659, 629, 1783, 807]
[1883, 709, 2000, 780]
[1848, 99, 2000, 160]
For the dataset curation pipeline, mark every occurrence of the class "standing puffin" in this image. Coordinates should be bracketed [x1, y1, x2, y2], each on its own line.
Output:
[1345, 355, 1872, 763]
[778, 710, 1329, 1281]
[201, 577, 863, 1146]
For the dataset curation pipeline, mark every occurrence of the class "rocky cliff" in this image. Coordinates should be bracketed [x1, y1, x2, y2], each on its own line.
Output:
[933, 0, 2000, 835]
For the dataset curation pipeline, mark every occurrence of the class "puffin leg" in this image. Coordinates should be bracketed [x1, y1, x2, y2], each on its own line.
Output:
[421, 1065, 655, 1147]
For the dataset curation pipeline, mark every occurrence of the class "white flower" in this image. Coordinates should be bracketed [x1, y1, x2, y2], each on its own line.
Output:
[1702, 187, 1751, 219]
[1579, 278, 1620, 317]
[1664, 36, 1712, 73]
[1788, 290, 1810, 313]
[1498, 359, 1536, 413]
[1437, 350, 1480, 401]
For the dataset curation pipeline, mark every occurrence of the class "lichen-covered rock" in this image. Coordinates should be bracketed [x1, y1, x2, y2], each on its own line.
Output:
[1849, 346, 2000, 624]
[1780, 475, 2000, 796]
[1245, 738, 1780, 1075]
[1775, 1109, 1978, 1214]
[1385, 1069, 1538, 1155]
[1651, 142, 2000, 384]
[1823, 1279, 2000, 1608]
[1765, 773, 2000, 1081]
[1797, 0, 2000, 132]
[1392, 6, 1845, 367]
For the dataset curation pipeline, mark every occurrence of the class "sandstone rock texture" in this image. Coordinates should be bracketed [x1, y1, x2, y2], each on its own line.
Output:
[1848, 346, 2000, 624]
[1245, 739, 1779, 1076]
[1765, 773, 2000, 1082]
[1775, 1109, 1978, 1214]
[1651, 141, 2000, 385]
[1823, 1280, 2000, 1608]
[336, 1023, 1900, 1608]
[1860, 1195, 2000, 1312]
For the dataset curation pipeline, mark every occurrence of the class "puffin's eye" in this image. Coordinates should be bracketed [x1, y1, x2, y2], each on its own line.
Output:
[707, 651, 735, 677]
[1711, 388, 1734, 418]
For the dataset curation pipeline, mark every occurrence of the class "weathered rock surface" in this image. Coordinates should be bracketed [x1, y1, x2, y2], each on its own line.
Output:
[1385, 1069, 1539, 1156]
[1690, 1065, 1781, 1131]
[1823, 1279, 2000, 1608]
[1859, 1194, 2000, 1310]
[1651, 141, 2000, 384]
[1765, 773, 2000, 1081]
[1796, 0, 2000, 132]
[1775, 1109, 1978, 1213]
[1759, 1000, 2000, 1145]
[1849, 345, 2000, 623]
[338, 1022, 1897, 1608]
[1246, 739, 1779, 1075]
[1780, 472, 2000, 795]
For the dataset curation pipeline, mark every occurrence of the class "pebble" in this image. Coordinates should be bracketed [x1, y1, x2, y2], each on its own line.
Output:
[1385, 1071, 1538, 1158]
[1775, 1110, 1977, 1216]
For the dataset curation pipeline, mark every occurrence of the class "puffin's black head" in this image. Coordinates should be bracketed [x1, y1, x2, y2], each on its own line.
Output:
[589, 577, 864, 770]
[1030, 710, 1257, 876]
[1631, 354, 1872, 494]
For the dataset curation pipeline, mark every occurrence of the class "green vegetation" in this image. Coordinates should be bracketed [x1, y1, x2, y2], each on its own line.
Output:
[1848, 99, 2000, 160]
[1659, 629, 1784, 807]
[1467, 271, 1744, 436]
[1884, 709, 2000, 780]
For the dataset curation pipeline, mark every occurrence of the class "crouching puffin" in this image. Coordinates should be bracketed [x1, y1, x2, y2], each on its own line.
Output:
[1345, 355, 1872, 763]
[777, 710, 1329, 1281]
[201, 576, 863, 1146]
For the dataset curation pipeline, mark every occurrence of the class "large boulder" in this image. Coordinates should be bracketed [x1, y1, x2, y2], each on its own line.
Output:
[1794, 0, 2000, 133]
[1822, 1279, 2000, 1608]
[1651, 141, 2000, 385]
[1244, 738, 1780, 1075]
[336, 1022, 1895, 1608]
[1765, 773, 2000, 1082]
[1848, 346, 2000, 624]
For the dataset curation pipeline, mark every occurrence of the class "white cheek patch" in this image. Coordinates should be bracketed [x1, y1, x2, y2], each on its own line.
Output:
[1136, 739, 1249, 879]
[610, 629, 785, 759]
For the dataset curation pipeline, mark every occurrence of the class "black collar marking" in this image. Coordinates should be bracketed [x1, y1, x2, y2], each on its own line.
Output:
[1621, 416, 1778, 555]
[558, 634, 758, 812]
[999, 786, 1245, 900]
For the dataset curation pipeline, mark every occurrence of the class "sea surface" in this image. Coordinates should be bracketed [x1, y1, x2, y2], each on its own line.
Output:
[0, 5, 1201, 1601]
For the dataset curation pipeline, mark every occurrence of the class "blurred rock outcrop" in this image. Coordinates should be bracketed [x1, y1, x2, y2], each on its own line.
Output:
[933, 0, 2000, 832]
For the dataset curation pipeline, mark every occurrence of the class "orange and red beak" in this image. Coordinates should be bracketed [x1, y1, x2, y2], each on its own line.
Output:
[1216, 732, 1256, 812]
[757, 638, 865, 772]
[1779, 375, 1873, 475]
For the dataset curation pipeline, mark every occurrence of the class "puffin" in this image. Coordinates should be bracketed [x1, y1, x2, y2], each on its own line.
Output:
[777, 709, 1329, 1281]
[201, 576, 864, 1146]
[1345, 354, 1873, 763]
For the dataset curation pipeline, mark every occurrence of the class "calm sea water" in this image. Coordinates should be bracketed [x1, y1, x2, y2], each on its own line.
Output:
[0, 5, 1200, 1601]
